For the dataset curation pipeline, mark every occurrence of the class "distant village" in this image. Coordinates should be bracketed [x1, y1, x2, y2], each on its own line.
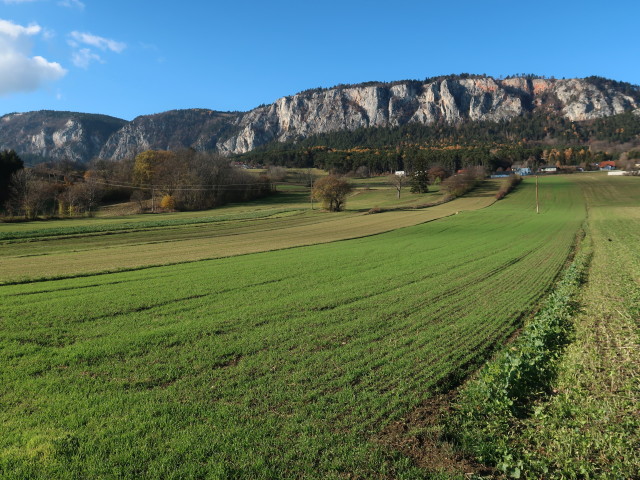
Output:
[490, 160, 640, 178]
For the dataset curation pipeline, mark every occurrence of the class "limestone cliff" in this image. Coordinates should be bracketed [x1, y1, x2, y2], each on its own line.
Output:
[217, 77, 639, 154]
[0, 111, 126, 163]
[2, 76, 638, 163]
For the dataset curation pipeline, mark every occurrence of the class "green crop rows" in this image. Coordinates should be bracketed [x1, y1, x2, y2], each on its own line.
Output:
[0, 177, 585, 478]
[0, 207, 303, 242]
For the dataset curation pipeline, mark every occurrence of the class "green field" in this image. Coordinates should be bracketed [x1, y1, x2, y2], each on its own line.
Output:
[0, 182, 497, 283]
[1, 174, 636, 478]
[503, 174, 640, 477]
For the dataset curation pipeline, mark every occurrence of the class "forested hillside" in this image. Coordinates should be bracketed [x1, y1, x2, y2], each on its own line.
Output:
[234, 111, 640, 174]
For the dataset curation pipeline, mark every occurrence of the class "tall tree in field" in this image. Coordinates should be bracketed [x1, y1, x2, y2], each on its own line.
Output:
[312, 175, 353, 212]
[410, 170, 430, 193]
[389, 172, 407, 199]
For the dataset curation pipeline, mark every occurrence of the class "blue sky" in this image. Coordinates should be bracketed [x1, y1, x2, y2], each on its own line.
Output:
[1, 0, 639, 120]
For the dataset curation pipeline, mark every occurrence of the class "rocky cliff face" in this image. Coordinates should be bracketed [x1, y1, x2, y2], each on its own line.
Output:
[2, 76, 639, 163]
[0, 111, 126, 163]
[98, 109, 241, 161]
[218, 77, 639, 154]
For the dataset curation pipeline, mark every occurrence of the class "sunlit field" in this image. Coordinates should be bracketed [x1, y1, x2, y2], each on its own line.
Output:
[0, 176, 588, 478]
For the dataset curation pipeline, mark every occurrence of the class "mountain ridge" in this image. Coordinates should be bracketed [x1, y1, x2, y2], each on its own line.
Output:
[2, 75, 639, 163]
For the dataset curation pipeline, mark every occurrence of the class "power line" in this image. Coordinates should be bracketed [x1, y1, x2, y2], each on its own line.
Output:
[21, 163, 277, 191]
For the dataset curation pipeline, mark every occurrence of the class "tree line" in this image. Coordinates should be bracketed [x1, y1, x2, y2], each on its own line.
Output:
[1, 149, 272, 220]
[235, 142, 615, 176]
[233, 109, 639, 173]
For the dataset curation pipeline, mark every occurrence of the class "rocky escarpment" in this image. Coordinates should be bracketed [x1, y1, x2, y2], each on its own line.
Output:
[0, 111, 126, 163]
[217, 77, 639, 154]
[98, 109, 242, 161]
[2, 76, 639, 162]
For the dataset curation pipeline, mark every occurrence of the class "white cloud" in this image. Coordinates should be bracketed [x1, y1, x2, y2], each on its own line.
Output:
[0, 18, 66, 95]
[58, 0, 85, 9]
[69, 31, 126, 53]
[0, 19, 41, 38]
[71, 47, 102, 68]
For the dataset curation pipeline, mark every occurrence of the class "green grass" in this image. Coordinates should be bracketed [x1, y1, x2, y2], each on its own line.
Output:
[508, 174, 640, 478]
[446, 173, 640, 479]
[346, 185, 443, 211]
[0, 182, 499, 283]
[0, 177, 586, 478]
[0, 208, 305, 242]
[0, 173, 444, 242]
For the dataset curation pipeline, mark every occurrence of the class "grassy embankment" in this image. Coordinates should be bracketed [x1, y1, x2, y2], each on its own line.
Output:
[0, 176, 586, 478]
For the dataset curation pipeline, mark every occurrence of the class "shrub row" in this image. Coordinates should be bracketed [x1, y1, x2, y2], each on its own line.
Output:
[495, 174, 523, 200]
[440, 166, 485, 199]
[447, 249, 590, 478]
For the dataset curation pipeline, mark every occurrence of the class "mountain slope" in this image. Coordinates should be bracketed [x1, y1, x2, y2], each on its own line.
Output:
[0, 111, 126, 163]
[217, 76, 639, 154]
[98, 109, 242, 161]
[1, 75, 639, 163]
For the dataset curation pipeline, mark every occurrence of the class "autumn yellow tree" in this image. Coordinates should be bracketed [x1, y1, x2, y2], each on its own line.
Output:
[311, 175, 353, 212]
[133, 150, 183, 212]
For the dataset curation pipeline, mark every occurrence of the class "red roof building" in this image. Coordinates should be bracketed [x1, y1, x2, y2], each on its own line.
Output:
[599, 161, 616, 169]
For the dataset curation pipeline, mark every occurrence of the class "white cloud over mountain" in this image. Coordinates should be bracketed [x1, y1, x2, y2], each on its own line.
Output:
[0, 18, 66, 95]
[67, 31, 126, 68]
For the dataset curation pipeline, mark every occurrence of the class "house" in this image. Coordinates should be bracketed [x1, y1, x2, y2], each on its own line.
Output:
[513, 167, 532, 176]
[394, 170, 406, 176]
[540, 166, 557, 173]
[599, 161, 616, 170]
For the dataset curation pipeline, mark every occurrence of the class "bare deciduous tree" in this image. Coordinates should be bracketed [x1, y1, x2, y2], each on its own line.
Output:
[389, 172, 407, 199]
[8, 169, 51, 219]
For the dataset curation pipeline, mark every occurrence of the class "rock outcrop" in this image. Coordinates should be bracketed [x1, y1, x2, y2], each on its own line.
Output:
[0, 111, 126, 163]
[217, 77, 639, 154]
[1, 76, 638, 163]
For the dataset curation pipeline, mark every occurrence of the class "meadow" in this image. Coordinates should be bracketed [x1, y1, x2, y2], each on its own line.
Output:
[0, 176, 589, 478]
[0, 180, 494, 283]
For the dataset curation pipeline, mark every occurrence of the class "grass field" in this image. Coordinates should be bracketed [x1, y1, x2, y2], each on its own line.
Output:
[504, 174, 640, 478]
[0, 182, 497, 283]
[0, 176, 588, 478]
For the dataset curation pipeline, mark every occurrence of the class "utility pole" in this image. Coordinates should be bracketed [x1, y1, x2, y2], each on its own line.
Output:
[535, 175, 539, 214]
[309, 169, 314, 210]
